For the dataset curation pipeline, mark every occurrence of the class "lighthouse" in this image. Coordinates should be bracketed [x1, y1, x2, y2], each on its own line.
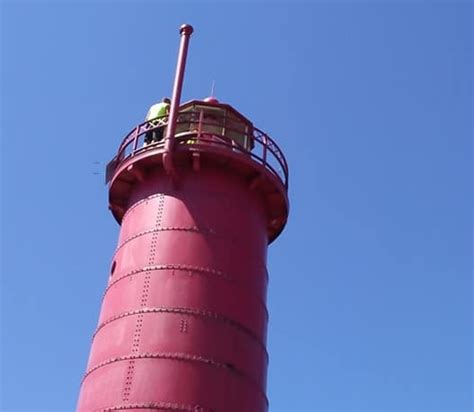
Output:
[77, 25, 289, 412]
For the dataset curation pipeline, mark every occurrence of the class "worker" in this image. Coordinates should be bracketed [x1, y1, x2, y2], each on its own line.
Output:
[144, 97, 171, 145]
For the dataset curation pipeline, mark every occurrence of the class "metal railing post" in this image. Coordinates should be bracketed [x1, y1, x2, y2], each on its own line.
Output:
[132, 126, 139, 153]
[197, 108, 204, 142]
[262, 132, 268, 164]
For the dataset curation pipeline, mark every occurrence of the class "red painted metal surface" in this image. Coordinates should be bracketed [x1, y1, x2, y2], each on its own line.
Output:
[78, 25, 289, 412]
[78, 103, 289, 411]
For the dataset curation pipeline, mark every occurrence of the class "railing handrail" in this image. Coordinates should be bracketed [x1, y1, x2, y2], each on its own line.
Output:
[107, 109, 288, 190]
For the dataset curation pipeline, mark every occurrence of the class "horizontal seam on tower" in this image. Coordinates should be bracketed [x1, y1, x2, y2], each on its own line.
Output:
[92, 306, 268, 355]
[102, 265, 269, 319]
[81, 352, 269, 405]
[112, 227, 269, 287]
[105, 264, 229, 294]
[95, 401, 203, 411]
[113, 226, 217, 258]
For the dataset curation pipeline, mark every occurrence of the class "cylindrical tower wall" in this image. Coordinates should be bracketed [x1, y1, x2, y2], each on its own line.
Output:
[78, 166, 271, 412]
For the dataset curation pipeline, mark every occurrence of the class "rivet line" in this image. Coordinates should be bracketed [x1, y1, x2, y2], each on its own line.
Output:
[82, 351, 269, 406]
[122, 194, 165, 402]
[92, 306, 268, 354]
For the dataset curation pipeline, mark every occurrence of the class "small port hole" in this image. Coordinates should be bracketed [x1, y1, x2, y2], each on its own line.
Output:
[110, 260, 117, 277]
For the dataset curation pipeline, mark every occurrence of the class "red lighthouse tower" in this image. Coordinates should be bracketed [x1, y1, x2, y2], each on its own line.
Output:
[77, 25, 289, 412]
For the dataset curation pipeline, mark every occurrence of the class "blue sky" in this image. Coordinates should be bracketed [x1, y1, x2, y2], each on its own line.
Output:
[1, 1, 472, 411]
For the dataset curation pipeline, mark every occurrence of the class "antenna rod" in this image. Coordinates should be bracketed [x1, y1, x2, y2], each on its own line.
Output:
[211, 80, 215, 97]
[163, 23, 194, 178]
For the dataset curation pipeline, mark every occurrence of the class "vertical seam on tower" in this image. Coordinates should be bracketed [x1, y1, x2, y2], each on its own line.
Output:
[122, 194, 165, 402]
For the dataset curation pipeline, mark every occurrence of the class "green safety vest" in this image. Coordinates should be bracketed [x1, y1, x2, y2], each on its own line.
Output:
[146, 102, 169, 121]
